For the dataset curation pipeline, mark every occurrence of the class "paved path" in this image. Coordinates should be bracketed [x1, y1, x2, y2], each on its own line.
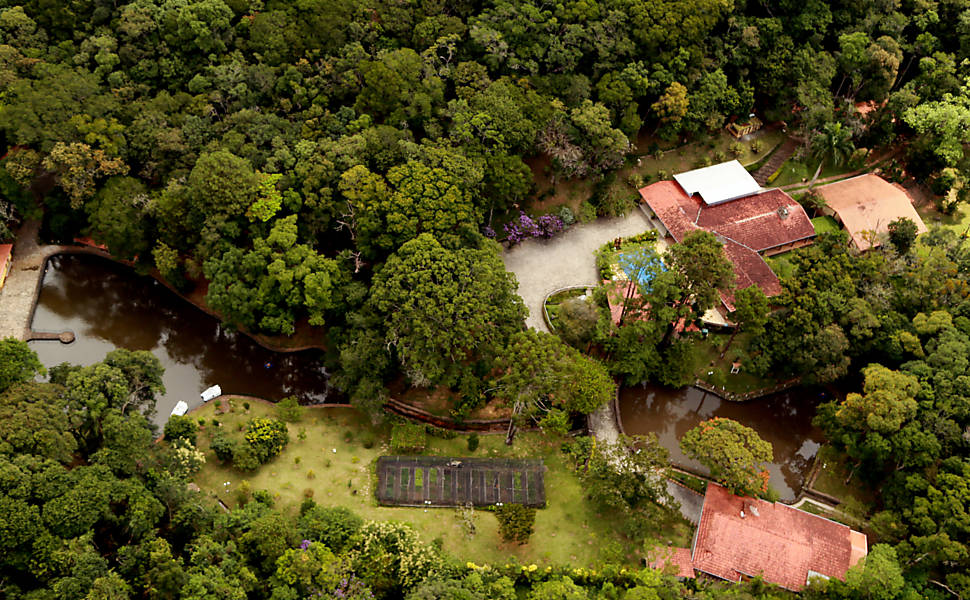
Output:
[666, 481, 704, 524]
[503, 210, 652, 332]
[0, 221, 66, 341]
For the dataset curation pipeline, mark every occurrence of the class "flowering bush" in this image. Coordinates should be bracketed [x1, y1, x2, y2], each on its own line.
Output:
[504, 212, 565, 245]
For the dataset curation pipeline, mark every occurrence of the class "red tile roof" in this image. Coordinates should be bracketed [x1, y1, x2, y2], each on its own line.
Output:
[692, 484, 867, 591]
[638, 182, 813, 310]
[651, 547, 695, 578]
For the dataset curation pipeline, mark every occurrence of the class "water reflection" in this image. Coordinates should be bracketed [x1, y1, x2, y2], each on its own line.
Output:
[29, 255, 335, 427]
[617, 384, 825, 501]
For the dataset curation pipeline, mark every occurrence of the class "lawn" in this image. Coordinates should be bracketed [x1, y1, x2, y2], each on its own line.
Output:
[766, 253, 796, 280]
[768, 158, 852, 188]
[690, 332, 777, 394]
[812, 444, 875, 506]
[190, 399, 688, 566]
[811, 215, 840, 235]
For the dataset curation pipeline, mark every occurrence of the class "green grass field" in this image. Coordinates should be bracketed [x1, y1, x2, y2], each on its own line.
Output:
[811, 215, 840, 235]
[190, 400, 688, 566]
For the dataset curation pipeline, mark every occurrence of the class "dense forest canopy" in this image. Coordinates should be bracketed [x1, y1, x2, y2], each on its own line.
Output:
[3, 0, 970, 597]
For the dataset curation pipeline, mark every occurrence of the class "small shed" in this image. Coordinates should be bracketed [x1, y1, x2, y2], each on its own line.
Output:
[171, 400, 189, 417]
[200, 385, 222, 402]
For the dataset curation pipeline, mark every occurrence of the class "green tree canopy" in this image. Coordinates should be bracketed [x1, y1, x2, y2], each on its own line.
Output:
[680, 417, 773, 497]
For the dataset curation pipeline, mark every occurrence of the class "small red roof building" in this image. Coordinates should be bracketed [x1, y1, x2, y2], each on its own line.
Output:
[638, 174, 814, 311]
[667, 483, 868, 591]
[0, 243, 12, 290]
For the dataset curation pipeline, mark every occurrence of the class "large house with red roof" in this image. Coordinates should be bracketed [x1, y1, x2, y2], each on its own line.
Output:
[638, 161, 815, 312]
[653, 483, 868, 591]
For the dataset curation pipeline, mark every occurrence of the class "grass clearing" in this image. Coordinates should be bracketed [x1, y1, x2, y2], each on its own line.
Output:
[811, 445, 876, 509]
[191, 400, 680, 566]
[811, 215, 840, 235]
[690, 332, 777, 394]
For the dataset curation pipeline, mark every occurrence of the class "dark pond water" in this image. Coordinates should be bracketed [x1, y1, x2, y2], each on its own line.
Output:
[618, 384, 827, 501]
[29, 255, 335, 427]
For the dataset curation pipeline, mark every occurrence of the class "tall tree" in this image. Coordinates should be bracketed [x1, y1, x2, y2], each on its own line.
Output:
[680, 417, 773, 497]
[369, 234, 525, 387]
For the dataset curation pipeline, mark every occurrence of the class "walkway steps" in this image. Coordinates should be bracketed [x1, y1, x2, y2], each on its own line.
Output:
[753, 138, 799, 186]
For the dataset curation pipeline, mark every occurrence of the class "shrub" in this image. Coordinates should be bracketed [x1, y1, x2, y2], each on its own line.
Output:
[557, 296, 600, 348]
[729, 142, 744, 157]
[343, 430, 354, 443]
[164, 415, 198, 445]
[306, 469, 316, 479]
[557, 205, 576, 226]
[578, 200, 597, 223]
[232, 444, 261, 471]
[243, 401, 250, 410]
[361, 432, 377, 449]
[244, 417, 290, 463]
[303, 488, 314, 499]
[211, 418, 220, 427]
[750, 140, 764, 154]
[294, 456, 301, 464]
[713, 149, 727, 162]
[275, 395, 304, 422]
[391, 423, 427, 453]
[300, 498, 316, 515]
[236, 480, 251, 506]
[424, 425, 457, 439]
[495, 504, 537, 544]
[467, 433, 479, 452]
[539, 408, 571, 435]
[210, 433, 237, 462]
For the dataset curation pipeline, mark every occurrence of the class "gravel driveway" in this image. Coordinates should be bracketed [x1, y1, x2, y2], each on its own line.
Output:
[502, 210, 652, 332]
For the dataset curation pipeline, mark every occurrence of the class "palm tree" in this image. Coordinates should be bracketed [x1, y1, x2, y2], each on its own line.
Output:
[810, 121, 855, 167]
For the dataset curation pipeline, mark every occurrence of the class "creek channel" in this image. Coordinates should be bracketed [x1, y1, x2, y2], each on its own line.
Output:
[618, 384, 829, 501]
[29, 254, 336, 427]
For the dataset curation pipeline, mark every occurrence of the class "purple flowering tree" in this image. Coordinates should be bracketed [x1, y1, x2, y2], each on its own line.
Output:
[504, 212, 564, 245]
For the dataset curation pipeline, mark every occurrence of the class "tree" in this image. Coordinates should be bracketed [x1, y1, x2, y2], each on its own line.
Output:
[0, 338, 44, 394]
[270, 541, 352, 599]
[243, 418, 289, 464]
[732, 285, 770, 337]
[652, 82, 689, 128]
[528, 577, 589, 600]
[680, 417, 773, 497]
[274, 396, 304, 423]
[298, 505, 363, 552]
[43, 142, 128, 209]
[887, 217, 919, 254]
[85, 177, 149, 259]
[163, 415, 198, 445]
[664, 230, 735, 322]
[350, 521, 441, 596]
[494, 504, 536, 544]
[498, 330, 615, 419]
[369, 234, 525, 387]
[836, 544, 906, 600]
[0, 382, 76, 463]
[811, 122, 855, 167]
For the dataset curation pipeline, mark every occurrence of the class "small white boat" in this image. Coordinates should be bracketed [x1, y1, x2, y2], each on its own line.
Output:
[171, 400, 189, 416]
[200, 385, 222, 402]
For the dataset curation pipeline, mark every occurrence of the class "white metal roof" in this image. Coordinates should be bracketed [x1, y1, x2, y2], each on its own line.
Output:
[171, 400, 189, 416]
[673, 160, 762, 206]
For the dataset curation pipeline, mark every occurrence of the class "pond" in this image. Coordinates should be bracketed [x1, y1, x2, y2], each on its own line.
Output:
[29, 254, 337, 427]
[618, 384, 827, 501]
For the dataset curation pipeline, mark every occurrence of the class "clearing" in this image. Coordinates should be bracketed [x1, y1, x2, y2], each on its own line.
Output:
[190, 400, 690, 566]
